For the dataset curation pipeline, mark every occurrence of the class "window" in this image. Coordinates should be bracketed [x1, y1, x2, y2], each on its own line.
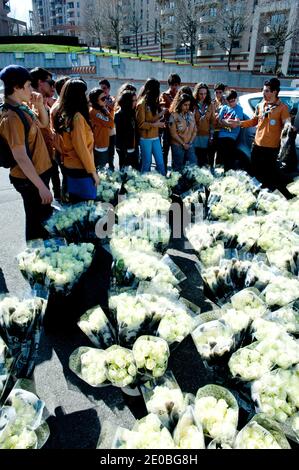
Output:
[14, 52, 25, 59]
[208, 26, 216, 33]
[209, 7, 217, 17]
[169, 15, 174, 23]
[147, 21, 149, 31]
[67, 2, 74, 8]
[232, 40, 240, 48]
[271, 13, 285, 25]
[170, 1, 174, 8]
[77, 11, 80, 17]
[77, 1, 80, 7]
[207, 42, 214, 50]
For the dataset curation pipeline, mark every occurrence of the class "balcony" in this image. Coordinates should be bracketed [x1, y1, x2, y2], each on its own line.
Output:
[163, 34, 174, 45]
[264, 25, 272, 34]
[199, 16, 214, 23]
[160, 7, 174, 15]
[198, 32, 210, 40]
[260, 64, 275, 73]
[261, 45, 275, 53]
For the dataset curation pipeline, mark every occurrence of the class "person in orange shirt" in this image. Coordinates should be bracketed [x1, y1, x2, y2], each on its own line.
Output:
[229, 78, 291, 195]
[0, 65, 53, 241]
[193, 83, 215, 166]
[29, 67, 61, 200]
[159, 73, 181, 170]
[53, 79, 99, 203]
[89, 88, 114, 170]
[99, 79, 116, 170]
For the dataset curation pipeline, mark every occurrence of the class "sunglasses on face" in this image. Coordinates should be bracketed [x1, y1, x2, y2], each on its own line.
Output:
[228, 98, 236, 103]
[44, 79, 55, 87]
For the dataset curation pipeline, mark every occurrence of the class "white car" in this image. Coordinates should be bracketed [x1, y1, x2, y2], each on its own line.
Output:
[237, 90, 299, 169]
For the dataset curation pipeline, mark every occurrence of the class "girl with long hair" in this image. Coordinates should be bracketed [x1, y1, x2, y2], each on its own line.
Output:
[169, 93, 197, 171]
[114, 90, 139, 169]
[136, 78, 166, 175]
[89, 87, 114, 170]
[193, 82, 215, 166]
[54, 78, 99, 202]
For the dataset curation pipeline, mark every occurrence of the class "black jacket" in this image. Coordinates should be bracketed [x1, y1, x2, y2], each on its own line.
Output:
[115, 109, 137, 151]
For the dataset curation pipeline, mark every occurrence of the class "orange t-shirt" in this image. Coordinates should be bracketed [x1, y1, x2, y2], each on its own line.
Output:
[89, 108, 114, 149]
[60, 112, 96, 174]
[241, 99, 290, 148]
[0, 106, 52, 179]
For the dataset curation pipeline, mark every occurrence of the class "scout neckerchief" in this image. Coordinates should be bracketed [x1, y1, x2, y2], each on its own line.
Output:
[4, 100, 38, 123]
[197, 102, 208, 118]
[179, 111, 192, 127]
[257, 100, 280, 120]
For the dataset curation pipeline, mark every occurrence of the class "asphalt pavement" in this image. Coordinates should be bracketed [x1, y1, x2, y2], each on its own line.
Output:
[0, 168, 216, 449]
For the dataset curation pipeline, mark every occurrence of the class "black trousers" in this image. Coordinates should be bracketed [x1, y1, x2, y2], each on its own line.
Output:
[195, 147, 209, 167]
[162, 127, 171, 170]
[50, 158, 61, 200]
[10, 169, 53, 242]
[217, 137, 238, 172]
[251, 144, 293, 198]
[117, 148, 139, 170]
[108, 134, 116, 170]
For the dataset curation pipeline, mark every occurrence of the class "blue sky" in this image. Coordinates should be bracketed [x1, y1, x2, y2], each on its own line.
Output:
[9, 0, 32, 23]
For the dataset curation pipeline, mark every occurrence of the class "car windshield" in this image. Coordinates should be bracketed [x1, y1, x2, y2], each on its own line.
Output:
[249, 96, 299, 114]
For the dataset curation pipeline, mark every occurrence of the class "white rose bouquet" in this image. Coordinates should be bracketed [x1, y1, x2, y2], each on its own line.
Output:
[112, 414, 175, 449]
[230, 288, 267, 320]
[157, 308, 196, 346]
[251, 368, 299, 423]
[0, 295, 47, 377]
[194, 384, 238, 444]
[263, 276, 299, 308]
[173, 406, 205, 449]
[0, 383, 50, 449]
[263, 304, 299, 334]
[124, 172, 170, 198]
[109, 292, 158, 347]
[256, 189, 289, 214]
[69, 347, 108, 387]
[191, 320, 235, 365]
[105, 345, 138, 387]
[228, 341, 274, 382]
[234, 421, 281, 449]
[0, 337, 13, 399]
[77, 305, 115, 349]
[17, 242, 95, 294]
[141, 372, 187, 430]
[132, 335, 169, 379]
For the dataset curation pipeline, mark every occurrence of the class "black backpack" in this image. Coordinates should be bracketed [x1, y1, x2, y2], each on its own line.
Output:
[0, 103, 31, 169]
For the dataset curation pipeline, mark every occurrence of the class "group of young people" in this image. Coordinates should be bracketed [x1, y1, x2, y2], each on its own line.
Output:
[0, 65, 293, 241]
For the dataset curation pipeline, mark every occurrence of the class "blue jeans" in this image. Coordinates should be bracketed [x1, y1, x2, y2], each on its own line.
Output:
[140, 138, 166, 175]
[171, 143, 196, 171]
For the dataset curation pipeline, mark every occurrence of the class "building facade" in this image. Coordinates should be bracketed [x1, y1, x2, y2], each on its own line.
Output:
[31, 0, 299, 75]
[0, 0, 12, 35]
[32, 0, 88, 42]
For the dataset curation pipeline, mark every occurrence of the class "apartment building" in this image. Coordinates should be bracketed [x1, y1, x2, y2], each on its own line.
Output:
[248, 0, 299, 75]
[0, 0, 12, 35]
[31, 0, 299, 75]
[32, 0, 88, 42]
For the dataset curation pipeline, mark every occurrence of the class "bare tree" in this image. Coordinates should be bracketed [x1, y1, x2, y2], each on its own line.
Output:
[156, 19, 166, 61]
[84, 0, 104, 48]
[175, 0, 207, 66]
[260, 9, 299, 74]
[209, 1, 249, 71]
[105, 0, 124, 54]
[128, 0, 142, 56]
